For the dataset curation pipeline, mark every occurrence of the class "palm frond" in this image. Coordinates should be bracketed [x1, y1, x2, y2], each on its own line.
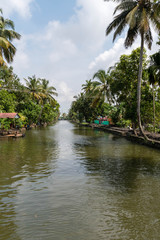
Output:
[114, 0, 136, 15]
[106, 10, 130, 39]
[144, 28, 153, 49]
[139, 9, 149, 33]
[4, 19, 15, 30]
[124, 26, 138, 48]
[126, 5, 138, 29]
[113, 18, 127, 41]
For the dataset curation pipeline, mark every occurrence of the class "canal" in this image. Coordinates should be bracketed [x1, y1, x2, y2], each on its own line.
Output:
[1, 121, 160, 240]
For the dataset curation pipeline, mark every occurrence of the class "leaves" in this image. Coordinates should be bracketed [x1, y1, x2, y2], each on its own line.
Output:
[106, 0, 160, 49]
[0, 12, 21, 65]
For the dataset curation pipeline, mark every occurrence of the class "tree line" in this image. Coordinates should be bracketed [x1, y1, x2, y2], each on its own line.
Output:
[69, 46, 160, 132]
[0, 9, 60, 130]
[69, 0, 160, 139]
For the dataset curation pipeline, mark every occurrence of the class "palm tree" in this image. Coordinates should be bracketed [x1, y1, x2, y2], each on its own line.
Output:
[24, 75, 42, 101]
[82, 79, 94, 94]
[0, 10, 21, 65]
[106, 0, 160, 138]
[92, 69, 112, 106]
[40, 78, 58, 105]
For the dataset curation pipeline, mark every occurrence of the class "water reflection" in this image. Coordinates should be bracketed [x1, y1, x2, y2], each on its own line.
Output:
[73, 126, 160, 193]
[72, 125, 160, 239]
[1, 122, 160, 240]
[0, 126, 59, 239]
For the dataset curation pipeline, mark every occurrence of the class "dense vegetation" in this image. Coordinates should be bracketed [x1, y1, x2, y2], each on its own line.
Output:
[0, 9, 59, 130]
[0, 66, 60, 130]
[69, 0, 160, 137]
[68, 46, 160, 133]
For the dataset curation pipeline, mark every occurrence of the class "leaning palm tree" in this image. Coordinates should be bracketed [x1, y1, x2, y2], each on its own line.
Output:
[105, 0, 160, 138]
[0, 10, 21, 65]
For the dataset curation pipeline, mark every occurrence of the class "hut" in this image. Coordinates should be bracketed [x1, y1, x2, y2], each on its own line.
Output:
[0, 113, 20, 119]
[0, 113, 21, 135]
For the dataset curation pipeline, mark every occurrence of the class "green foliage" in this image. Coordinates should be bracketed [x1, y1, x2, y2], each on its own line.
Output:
[21, 100, 41, 125]
[0, 9, 60, 129]
[0, 119, 12, 130]
[68, 93, 103, 123]
[0, 89, 16, 112]
[109, 48, 151, 125]
[41, 104, 58, 123]
[69, 47, 160, 131]
[0, 11, 21, 65]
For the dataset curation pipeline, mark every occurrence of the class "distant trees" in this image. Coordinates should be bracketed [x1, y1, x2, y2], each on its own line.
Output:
[0, 66, 60, 127]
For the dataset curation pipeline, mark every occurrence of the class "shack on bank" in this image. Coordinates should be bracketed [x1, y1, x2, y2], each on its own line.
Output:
[0, 113, 20, 119]
[0, 113, 25, 138]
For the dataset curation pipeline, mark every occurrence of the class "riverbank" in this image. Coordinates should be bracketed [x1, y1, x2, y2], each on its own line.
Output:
[0, 128, 26, 138]
[79, 123, 160, 150]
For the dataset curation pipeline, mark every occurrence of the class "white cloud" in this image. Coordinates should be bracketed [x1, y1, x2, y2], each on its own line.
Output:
[58, 82, 74, 103]
[11, 0, 116, 112]
[57, 82, 75, 113]
[11, 36, 30, 79]
[0, 0, 34, 18]
[88, 38, 139, 73]
[88, 31, 159, 75]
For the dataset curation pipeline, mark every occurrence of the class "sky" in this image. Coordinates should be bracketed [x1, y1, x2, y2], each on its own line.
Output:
[0, 0, 159, 113]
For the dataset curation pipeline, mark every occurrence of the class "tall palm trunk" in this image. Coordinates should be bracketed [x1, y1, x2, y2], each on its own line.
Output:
[137, 33, 149, 140]
[152, 85, 156, 133]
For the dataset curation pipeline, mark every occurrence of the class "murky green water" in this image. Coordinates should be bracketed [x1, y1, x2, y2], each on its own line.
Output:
[1, 121, 160, 240]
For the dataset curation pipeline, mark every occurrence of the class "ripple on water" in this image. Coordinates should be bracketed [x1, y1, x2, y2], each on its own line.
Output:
[1, 121, 160, 240]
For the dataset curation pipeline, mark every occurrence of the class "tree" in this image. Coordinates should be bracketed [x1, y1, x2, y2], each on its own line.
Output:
[82, 79, 94, 94]
[0, 89, 16, 112]
[40, 78, 58, 104]
[41, 103, 59, 124]
[109, 48, 152, 130]
[0, 65, 22, 90]
[92, 69, 112, 106]
[105, 0, 160, 138]
[0, 10, 21, 65]
[21, 100, 41, 125]
[148, 51, 160, 131]
[24, 75, 42, 101]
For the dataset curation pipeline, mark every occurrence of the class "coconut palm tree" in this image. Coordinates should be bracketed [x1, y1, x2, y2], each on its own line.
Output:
[91, 69, 112, 106]
[105, 0, 160, 138]
[82, 79, 94, 94]
[40, 78, 58, 105]
[24, 75, 42, 101]
[0, 10, 21, 65]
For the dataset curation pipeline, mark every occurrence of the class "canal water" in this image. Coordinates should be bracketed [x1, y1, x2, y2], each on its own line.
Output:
[1, 121, 160, 240]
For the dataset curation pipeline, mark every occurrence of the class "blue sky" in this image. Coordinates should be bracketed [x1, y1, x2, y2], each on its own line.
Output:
[0, 0, 159, 113]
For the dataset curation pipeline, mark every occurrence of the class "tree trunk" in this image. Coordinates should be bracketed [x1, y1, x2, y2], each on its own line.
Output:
[137, 33, 149, 140]
[152, 85, 156, 133]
